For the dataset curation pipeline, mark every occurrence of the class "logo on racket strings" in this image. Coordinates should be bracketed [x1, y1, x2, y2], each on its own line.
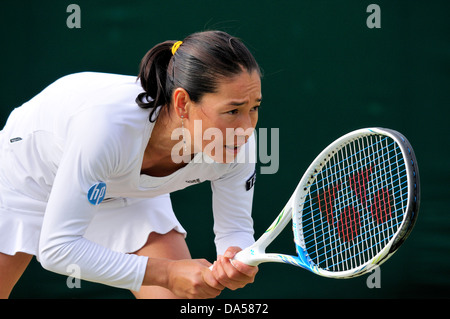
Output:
[87, 182, 106, 205]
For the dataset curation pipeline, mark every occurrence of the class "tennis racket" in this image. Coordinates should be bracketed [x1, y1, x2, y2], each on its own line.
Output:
[232, 127, 420, 278]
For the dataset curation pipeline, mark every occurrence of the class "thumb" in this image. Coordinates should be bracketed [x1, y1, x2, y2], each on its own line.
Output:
[223, 246, 242, 259]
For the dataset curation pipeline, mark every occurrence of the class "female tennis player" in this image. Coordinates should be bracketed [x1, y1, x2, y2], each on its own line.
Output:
[0, 30, 261, 299]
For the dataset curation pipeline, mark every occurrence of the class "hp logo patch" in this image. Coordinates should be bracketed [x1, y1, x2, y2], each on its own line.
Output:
[87, 182, 106, 205]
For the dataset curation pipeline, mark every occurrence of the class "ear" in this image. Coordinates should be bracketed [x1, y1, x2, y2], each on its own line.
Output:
[172, 88, 191, 119]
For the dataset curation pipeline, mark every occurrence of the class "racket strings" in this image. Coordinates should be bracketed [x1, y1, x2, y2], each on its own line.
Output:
[310, 138, 400, 195]
[305, 152, 407, 213]
[298, 135, 408, 272]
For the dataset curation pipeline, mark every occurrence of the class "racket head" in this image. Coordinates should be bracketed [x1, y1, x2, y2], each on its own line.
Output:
[292, 127, 420, 278]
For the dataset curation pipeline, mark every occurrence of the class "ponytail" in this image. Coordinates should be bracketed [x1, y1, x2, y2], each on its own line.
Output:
[136, 40, 175, 122]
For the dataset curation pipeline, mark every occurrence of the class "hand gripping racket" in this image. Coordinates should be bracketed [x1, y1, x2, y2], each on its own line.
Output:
[232, 127, 420, 278]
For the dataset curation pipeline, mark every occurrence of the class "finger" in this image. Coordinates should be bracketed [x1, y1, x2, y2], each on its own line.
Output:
[216, 256, 249, 290]
[223, 246, 241, 259]
[222, 247, 257, 277]
[229, 259, 259, 277]
[203, 264, 225, 290]
[201, 266, 224, 298]
[222, 256, 250, 282]
[211, 257, 227, 282]
[211, 256, 233, 287]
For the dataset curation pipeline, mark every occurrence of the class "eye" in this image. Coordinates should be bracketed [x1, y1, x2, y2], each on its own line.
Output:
[227, 109, 239, 115]
[251, 105, 260, 112]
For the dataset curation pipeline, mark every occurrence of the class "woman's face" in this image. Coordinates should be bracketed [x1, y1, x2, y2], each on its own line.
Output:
[186, 70, 261, 163]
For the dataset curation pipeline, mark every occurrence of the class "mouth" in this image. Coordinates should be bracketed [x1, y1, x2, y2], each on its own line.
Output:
[224, 144, 243, 154]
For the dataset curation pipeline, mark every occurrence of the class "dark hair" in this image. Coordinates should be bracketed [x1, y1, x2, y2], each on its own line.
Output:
[136, 30, 261, 122]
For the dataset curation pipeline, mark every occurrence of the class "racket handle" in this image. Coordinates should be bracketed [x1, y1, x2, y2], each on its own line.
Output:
[208, 249, 256, 271]
[208, 258, 238, 271]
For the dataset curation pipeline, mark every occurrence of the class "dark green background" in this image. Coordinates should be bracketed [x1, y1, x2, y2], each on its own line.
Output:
[1, 0, 448, 299]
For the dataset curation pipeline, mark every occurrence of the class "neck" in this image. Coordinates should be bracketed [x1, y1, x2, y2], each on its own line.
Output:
[141, 108, 190, 177]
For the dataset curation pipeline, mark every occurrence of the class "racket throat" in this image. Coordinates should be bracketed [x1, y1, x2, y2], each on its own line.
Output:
[233, 206, 295, 267]
[232, 246, 266, 266]
[234, 248, 310, 269]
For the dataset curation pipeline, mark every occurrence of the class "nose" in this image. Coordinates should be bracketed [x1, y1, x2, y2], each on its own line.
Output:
[238, 112, 257, 132]
[233, 114, 256, 143]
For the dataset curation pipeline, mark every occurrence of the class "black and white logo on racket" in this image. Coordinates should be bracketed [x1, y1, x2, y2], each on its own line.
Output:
[87, 182, 107, 205]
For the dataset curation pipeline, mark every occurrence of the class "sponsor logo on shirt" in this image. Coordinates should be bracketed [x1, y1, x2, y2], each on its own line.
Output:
[185, 178, 201, 184]
[9, 137, 22, 143]
[87, 182, 106, 205]
[246, 170, 256, 191]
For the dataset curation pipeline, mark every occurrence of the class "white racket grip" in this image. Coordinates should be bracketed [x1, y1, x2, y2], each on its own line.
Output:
[232, 247, 260, 266]
[208, 247, 259, 271]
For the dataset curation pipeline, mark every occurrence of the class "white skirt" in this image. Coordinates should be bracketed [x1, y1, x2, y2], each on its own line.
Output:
[0, 188, 187, 257]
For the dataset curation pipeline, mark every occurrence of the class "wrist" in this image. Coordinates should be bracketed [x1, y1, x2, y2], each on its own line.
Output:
[142, 258, 171, 289]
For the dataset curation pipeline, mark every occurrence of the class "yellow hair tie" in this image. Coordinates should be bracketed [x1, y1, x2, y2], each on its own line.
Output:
[171, 41, 183, 55]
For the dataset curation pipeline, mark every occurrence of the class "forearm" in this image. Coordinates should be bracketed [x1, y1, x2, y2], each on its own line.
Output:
[39, 236, 148, 291]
